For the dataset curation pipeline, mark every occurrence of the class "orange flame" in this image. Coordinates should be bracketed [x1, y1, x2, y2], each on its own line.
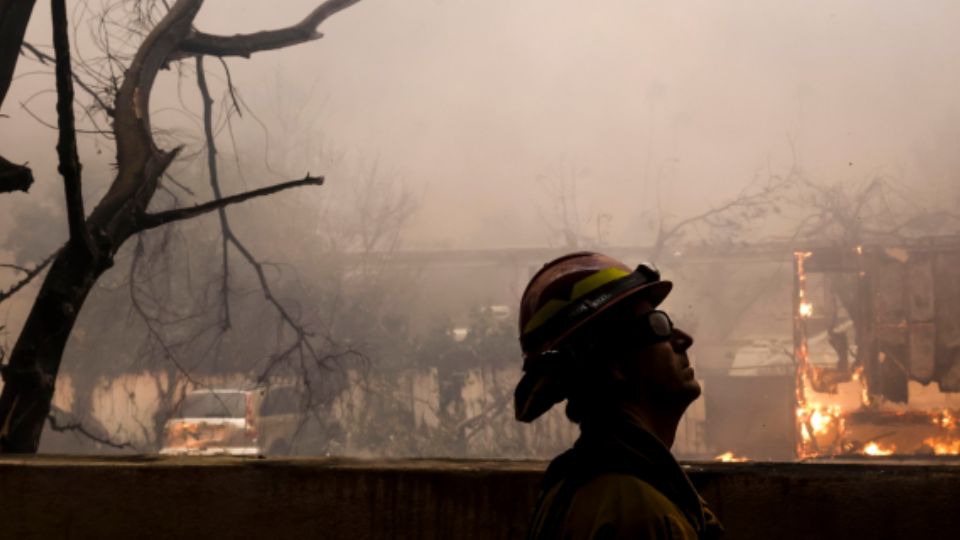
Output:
[797, 402, 843, 453]
[862, 441, 895, 456]
[933, 410, 957, 430]
[923, 437, 960, 455]
[714, 451, 749, 463]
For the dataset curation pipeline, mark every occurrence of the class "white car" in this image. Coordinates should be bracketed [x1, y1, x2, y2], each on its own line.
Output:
[160, 389, 259, 456]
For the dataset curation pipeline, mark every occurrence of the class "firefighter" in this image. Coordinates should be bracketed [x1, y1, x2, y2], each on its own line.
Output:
[515, 252, 723, 539]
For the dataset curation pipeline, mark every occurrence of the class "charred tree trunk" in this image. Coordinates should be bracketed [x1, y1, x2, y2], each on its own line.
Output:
[0, 246, 108, 451]
[0, 0, 194, 453]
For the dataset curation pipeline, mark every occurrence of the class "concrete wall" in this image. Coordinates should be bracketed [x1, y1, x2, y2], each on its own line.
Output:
[1, 456, 958, 539]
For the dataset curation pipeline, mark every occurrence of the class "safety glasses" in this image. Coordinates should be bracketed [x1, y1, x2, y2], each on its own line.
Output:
[632, 309, 675, 344]
[522, 310, 677, 374]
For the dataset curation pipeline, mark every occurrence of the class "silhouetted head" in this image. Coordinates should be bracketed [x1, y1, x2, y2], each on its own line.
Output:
[514, 252, 699, 425]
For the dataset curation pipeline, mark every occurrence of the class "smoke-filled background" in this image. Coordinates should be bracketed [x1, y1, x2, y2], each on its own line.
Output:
[2, 0, 960, 458]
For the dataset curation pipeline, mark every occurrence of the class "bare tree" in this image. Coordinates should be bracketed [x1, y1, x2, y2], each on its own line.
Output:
[788, 174, 960, 246]
[649, 170, 794, 261]
[0, 0, 365, 453]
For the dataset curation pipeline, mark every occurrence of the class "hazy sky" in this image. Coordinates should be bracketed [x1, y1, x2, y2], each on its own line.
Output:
[4, 0, 960, 250]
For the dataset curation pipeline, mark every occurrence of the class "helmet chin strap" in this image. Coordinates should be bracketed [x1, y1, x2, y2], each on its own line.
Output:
[522, 328, 614, 375]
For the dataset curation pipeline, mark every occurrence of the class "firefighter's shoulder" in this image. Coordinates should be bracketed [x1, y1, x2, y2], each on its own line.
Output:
[563, 473, 699, 540]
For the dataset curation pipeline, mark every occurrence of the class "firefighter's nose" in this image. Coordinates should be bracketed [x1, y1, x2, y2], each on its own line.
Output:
[672, 327, 694, 353]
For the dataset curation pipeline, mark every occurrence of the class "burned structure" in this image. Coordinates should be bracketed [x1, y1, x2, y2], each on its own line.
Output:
[700, 238, 960, 461]
[793, 240, 960, 458]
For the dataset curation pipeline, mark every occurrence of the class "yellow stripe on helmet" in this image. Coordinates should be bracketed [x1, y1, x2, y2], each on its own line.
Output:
[521, 267, 631, 336]
[570, 267, 630, 301]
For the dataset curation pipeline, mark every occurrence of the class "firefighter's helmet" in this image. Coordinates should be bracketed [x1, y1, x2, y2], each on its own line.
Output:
[514, 251, 672, 422]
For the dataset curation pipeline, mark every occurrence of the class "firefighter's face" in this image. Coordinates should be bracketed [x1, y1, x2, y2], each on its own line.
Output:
[613, 298, 701, 408]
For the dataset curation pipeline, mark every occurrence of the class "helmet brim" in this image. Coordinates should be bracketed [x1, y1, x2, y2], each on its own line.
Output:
[537, 279, 672, 354]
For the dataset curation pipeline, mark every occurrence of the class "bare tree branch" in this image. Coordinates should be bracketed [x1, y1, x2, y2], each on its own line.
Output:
[88, 0, 203, 238]
[46, 411, 136, 450]
[173, 0, 363, 60]
[17, 97, 111, 135]
[0, 263, 28, 273]
[52, 0, 93, 254]
[162, 172, 195, 196]
[0, 250, 57, 306]
[786, 175, 960, 245]
[217, 57, 242, 117]
[193, 52, 346, 418]
[195, 55, 231, 328]
[128, 235, 207, 392]
[21, 41, 114, 115]
[651, 173, 792, 260]
[136, 175, 324, 231]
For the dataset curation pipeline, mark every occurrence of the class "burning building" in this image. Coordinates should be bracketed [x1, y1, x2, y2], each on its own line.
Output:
[793, 240, 960, 458]
[700, 238, 960, 461]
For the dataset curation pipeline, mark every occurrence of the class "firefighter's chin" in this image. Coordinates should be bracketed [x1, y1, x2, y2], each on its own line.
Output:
[677, 373, 702, 404]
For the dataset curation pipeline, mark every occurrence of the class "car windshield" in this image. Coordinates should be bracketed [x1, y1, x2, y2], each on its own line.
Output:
[177, 392, 246, 418]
